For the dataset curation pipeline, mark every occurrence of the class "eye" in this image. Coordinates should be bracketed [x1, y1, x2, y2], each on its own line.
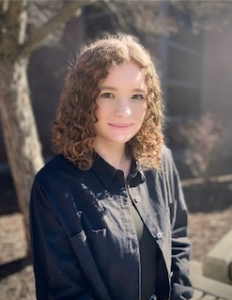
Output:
[101, 93, 114, 98]
[132, 94, 144, 100]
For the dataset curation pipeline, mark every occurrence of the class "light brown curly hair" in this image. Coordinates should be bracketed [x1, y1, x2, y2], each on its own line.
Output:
[52, 34, 164, 170]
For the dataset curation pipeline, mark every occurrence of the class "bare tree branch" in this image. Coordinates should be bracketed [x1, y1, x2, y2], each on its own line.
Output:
[1, 0, 28, 58]
[4, 0, 25, 28]
[0, 0, 9, 15]
[102, 0, 129, 31]
[0, 1, 9, 35]
[18, 0, 96, 58]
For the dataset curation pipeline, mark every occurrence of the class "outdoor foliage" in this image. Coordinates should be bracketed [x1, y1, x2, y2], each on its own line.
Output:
[171, 0, 232, 34]
[168, 113, 227, 178]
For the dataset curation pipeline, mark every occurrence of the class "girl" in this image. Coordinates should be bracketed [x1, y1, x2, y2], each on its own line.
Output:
[30, 34, 193, 300]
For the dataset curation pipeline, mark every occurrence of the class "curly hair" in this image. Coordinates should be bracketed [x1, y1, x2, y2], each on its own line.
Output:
[52, 34, 164, 170]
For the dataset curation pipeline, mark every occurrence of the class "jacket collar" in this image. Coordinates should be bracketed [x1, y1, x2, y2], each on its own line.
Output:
[91, 153, 145, 188]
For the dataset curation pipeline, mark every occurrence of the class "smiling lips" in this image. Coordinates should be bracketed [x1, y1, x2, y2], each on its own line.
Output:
[108, 123, 132, 129]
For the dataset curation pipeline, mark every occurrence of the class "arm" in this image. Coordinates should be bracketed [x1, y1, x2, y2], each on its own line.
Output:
[170, 167, 193, 300]
[30, 179, 94, 300]
[164, 148, 193, 300]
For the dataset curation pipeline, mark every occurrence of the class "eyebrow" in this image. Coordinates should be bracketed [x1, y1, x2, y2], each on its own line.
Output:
[99, 86, 147, 93]
[99, 86, 117, 91]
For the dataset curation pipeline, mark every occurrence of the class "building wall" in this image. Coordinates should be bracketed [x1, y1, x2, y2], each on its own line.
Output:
[201, 13, 232, 149]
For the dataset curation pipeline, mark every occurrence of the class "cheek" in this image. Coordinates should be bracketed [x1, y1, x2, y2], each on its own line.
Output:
[94, 101, 102, 118]
[137, 102, 147, 119]
[139, 106, 148, 126]
[94, 103, 108, 121]
[95, 107, 105, 120]
[95, 107, 100, 119]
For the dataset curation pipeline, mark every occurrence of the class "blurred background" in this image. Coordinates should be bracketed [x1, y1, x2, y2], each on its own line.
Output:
[0, 1, 232, 299]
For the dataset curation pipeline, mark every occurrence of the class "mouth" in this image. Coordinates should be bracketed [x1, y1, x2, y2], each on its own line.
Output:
[108, 123, 132, 129]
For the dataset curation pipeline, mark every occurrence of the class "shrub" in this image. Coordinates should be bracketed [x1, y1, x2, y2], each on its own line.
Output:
[167, 113, 227, 178]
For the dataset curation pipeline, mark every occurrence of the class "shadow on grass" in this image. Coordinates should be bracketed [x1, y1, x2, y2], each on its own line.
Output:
[183, 182, 232, 213]
[0, 173, 19, 216]
[0, 257, 32, 280]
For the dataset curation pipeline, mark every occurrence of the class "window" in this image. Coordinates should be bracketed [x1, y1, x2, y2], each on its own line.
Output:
[158, 2, 203, 119]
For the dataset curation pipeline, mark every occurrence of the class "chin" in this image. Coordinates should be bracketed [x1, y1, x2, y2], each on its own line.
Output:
[112, 138, 133, 144]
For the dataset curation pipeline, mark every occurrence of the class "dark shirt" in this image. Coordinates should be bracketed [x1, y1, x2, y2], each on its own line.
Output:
[30, 148, 193, 300]
[129, 200, 159, 300]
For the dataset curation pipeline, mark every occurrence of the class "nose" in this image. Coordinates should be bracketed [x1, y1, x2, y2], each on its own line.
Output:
[114, 99, 132, 117]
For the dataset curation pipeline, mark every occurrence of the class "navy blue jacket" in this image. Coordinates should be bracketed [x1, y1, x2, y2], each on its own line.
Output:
[30, 147, 193, 300]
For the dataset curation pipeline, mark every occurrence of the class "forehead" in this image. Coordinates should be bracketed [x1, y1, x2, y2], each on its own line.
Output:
[99, 62, 147, 90]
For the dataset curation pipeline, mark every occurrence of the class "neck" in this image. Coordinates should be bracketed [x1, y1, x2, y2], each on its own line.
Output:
[94, 142, 131, 177]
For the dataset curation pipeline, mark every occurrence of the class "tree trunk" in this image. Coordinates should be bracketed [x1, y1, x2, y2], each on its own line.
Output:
[0, 59, 44, 254]
[0, 0, 96, 256]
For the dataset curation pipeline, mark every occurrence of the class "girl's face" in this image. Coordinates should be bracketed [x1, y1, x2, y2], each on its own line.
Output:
[94, 62, 147, 148]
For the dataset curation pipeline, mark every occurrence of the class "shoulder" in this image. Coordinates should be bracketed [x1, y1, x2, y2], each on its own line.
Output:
[31, 155, 88, 207]
[161, 145, 175, 172]
[34, 154, 82, 187]
[36, 154, 74, 176]
[142, 146, 175, 183]
[162, 145, 172, 159]
[160, 145, 181, 190]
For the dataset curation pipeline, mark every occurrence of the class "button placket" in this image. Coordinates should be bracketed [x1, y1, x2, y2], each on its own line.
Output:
[125, 181, 142, 299]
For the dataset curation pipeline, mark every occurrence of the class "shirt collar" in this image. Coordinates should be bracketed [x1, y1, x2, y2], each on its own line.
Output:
[91, 153, 145, 188]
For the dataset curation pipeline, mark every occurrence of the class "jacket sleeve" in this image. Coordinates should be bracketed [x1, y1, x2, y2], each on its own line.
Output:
[163, 148, 193, 300]
[30, 178, 95, 300]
